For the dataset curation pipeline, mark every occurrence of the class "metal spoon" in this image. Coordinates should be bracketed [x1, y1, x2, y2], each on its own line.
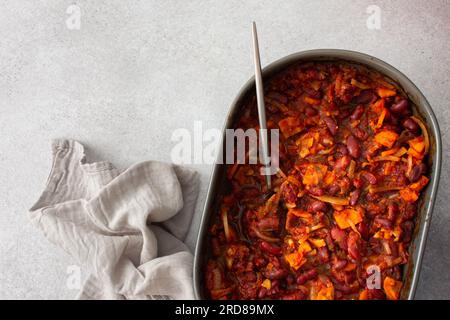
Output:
[252, 21, 272, 191]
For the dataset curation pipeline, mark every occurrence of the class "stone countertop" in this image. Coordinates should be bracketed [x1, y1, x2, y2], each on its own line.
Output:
[0, 0, 448, 299]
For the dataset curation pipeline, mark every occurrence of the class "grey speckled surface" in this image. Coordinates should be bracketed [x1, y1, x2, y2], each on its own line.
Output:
[0, 0, 449, 299]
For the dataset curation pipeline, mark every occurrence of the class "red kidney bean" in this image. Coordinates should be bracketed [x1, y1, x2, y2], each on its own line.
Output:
[387, 203, 399, 221]
[353, 178, 363, 189]
[349, 189, 361, 206]
[365, 192, 380, 202]
[347, 231, 361, 260]
[257, 216, 279, 231]
[401, 221, 414, 243]
[260, 241, 282, 255]
[331, 227, 347, 250]
[408, 163, 427, 182]
[286, 274, 295, 285]
[337, 143, 349, 156]
[281, 291, 307, 300]
[305, 106, 318, 116]
[358, 221, 370, 241]
[308, 200, 328, 213]
[318, 247, 330, 263]
[264, 268, 288, 280]
[346, 135, 361, 158]
[352, 127, 368, 140]
[253, 256, 266, 268]
[367, 289, 386, 300]
[308, 186, 325, 196]
[374, 216, 392, 228]
[211, 238, 221, 257]
[402, 117, 419, 133]
[361, 171, 377, 185]
[327, 184, 340, 195]
[258, 287, 267, 299]
[390, 99, 409, 114]
[353, 89, 376, 104]
[350, 104, 365, 121]
[304, 86, 322, 99]
[334, 155, 351, 171]
[402, 203, 417, 220]
[296, 269, 318, 285]
[332, 258, 348, 270]
[323, 116, 338, 135]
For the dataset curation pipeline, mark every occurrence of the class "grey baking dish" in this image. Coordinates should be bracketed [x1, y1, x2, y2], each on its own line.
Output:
[193, 49, 442, 300]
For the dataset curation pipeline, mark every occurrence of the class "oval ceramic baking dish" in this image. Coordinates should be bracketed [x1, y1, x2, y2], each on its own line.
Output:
[193, 49, 441, 300]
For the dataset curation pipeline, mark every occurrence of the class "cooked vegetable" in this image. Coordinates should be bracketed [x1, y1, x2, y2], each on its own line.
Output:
[333, 208, 363, 230]
[375, 130, 399, 148]
[204, 61, 430, 300]
[383, 276, 402, 300]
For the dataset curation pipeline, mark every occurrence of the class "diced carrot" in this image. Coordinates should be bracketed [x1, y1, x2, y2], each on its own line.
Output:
[411, 116, 430, 154]
[284, 251, 306, 270]
[376, 108, 387, 128]
[309, 238, 326, 248]
[409, 175, 429, 192]
[375, 130, 399, 148]
[298, 240, 312, 253]
[359, 289, 369, 300]
[383, 276, 402, 300]
[304, 96, 321, 105]
[333, 208, 363, 229]
[371, 99, 385, 114]
[399, 188, 419, 202]
[314, 284, 334, 300]
[302, 164, 328, 186]
[408, 136, 425, 153]
[351, 78, 370, 89]
[279, 117, 303, 138]
[377, 88, 396, 98]
[324, 171, 336, 185]
[287, 175, 302, 187]
[407, 147, 424, 160]
[383, 161, 394, 175]
[261, 279, 271, 290]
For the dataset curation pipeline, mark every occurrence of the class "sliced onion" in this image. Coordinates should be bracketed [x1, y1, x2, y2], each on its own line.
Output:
[411, 116, 430, 154]
[382, 240, 392, 255]
[348, 160, 356, 178]
[393, 147, 408, 157]
[251, 226, 279, 243]
[347, 218, 361, 236]
[372, 155, 401, 162]
[311, 195, 349, 206]
[221, 209, 231, 242]
[368, 185, 404, 193]
[406, 154, 413, 176]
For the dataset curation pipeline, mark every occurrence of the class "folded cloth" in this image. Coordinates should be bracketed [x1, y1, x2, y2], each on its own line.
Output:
[29, 139, 199, 299]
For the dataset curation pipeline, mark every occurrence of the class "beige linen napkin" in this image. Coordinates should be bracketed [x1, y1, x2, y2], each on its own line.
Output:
[29, 139, 199, 299]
